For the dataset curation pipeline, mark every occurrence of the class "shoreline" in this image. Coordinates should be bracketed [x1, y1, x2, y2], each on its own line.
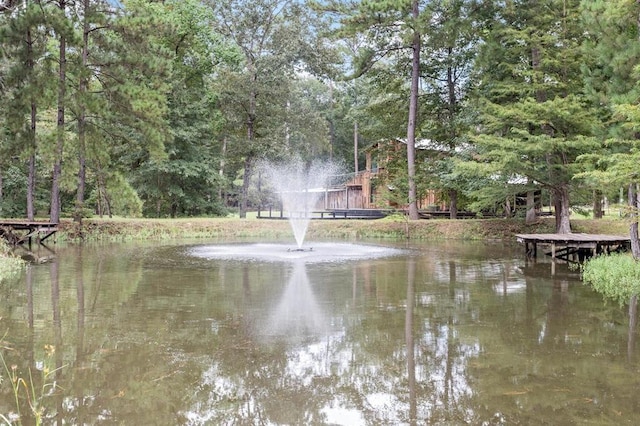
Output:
[0, 216, 631, 281]
[54, 216, 630, 242]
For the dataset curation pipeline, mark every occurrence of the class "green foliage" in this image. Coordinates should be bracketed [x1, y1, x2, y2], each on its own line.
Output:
[0, 240, 24, 284]
[582, 253, 640, 306]
[577, 0, 640, 194]
[106, 174, 143, 218]
[3, 0, 639, 222]
[457, 0, 596, 231]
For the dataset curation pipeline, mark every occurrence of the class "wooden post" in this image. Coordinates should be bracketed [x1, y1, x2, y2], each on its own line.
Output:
[346, 186, 349, 209]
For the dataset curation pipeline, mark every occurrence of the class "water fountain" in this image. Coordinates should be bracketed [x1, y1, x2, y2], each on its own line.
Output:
[259, 157, 340, 249]
[188, 157, 405, 262]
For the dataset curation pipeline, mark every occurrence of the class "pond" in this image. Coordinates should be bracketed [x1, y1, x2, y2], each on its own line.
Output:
[0, 238, 638, 425]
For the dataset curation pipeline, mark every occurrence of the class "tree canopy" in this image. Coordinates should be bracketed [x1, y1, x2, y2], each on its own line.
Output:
[0, 0, 638, 236]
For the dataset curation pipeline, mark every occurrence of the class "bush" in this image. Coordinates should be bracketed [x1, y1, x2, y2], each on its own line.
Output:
[582, 253, 640, 306]
[0, 241, 25, 282]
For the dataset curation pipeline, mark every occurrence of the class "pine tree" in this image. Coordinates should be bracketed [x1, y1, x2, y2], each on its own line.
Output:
[333, 0, 428, 219]
[50, 0, 76, 223]
[580, 0, 640, 257]
[1, 0, 55, 220]
[419, 0, 482, 219]
[68, 0, 174, 218]
[469, 0, 598, 233]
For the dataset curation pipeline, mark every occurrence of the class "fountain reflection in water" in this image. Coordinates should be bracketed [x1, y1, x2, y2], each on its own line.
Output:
[259, 158, 342, 249]
[262, 261, 326, 342]
[189, 241, 405, 347]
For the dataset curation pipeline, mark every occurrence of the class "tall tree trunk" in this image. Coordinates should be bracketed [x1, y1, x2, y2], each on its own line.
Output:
[593, 189, 603, 219]
[95, 161, 104, 217]
[75, 0, 90, 224]
[449, 189, 458, 219]
[447, 50, 458, 221]
[526, 190, 537, 224]
[0, 169, 3, 215]
[239, 67, 257, 219]
[329, 82, 335, 161]
[628, 183, 640, 259]
[405, 0, 420, 220]
[354, 122, 359, 174]
[26, 26, 36, 222]
[555, 185, 572, 234]
[240, 156, 253, 219]
[27, 124, 36, 221]
[51, 0, 67, 224]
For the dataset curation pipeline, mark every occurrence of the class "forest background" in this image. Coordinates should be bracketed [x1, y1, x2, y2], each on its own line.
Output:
[1, 0, 639, 239]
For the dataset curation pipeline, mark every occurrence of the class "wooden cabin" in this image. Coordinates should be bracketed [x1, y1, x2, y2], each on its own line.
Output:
[320, 139, 440, 210]
[260, 139, 443, 217]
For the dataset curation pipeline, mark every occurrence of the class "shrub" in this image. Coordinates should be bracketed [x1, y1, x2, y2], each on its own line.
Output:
[0, 241, 25, 282]
[582, 253, 640, 306]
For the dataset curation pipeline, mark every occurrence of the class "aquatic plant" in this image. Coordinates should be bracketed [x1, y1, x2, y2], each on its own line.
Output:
[582, 253, 640, 306]
[0, 242, 25, 283]
[0, 338, 65, 425]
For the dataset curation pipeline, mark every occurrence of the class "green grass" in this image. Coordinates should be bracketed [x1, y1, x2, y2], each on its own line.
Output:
[47, 214, 633, 243]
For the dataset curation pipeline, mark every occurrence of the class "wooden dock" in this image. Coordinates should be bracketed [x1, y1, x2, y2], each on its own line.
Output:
[516, 233, 631, 263]
[257, 208, 391, 220]
[0, 221, 58, 246]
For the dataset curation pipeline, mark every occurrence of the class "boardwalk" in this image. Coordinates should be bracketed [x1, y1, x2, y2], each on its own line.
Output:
[257, 208, 391, 220]
[0, 221, 58, 246]
[516, 233, 631, 262]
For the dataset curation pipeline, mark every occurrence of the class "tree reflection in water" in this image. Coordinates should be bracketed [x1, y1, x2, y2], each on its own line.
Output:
[1, 241, 639, 425]
[184, 253, 481, 425]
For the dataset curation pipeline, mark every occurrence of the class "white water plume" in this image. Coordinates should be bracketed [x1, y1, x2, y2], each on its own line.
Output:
[260, 158, 342, 248]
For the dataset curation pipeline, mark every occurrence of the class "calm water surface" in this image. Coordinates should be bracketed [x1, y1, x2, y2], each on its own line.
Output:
[1, 238, 639, 425]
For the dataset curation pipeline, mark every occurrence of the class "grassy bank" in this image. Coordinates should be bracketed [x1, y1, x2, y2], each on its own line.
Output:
[53, 215, 632, 242]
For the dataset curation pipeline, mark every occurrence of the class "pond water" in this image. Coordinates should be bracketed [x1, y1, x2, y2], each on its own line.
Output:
[0, 238, 639, 425]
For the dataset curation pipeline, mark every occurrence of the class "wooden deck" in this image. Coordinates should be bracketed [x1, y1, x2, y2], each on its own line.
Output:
[0, 221, 58, 246]
[516, 233, 630, 262]
[257, 208, 391, 220]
